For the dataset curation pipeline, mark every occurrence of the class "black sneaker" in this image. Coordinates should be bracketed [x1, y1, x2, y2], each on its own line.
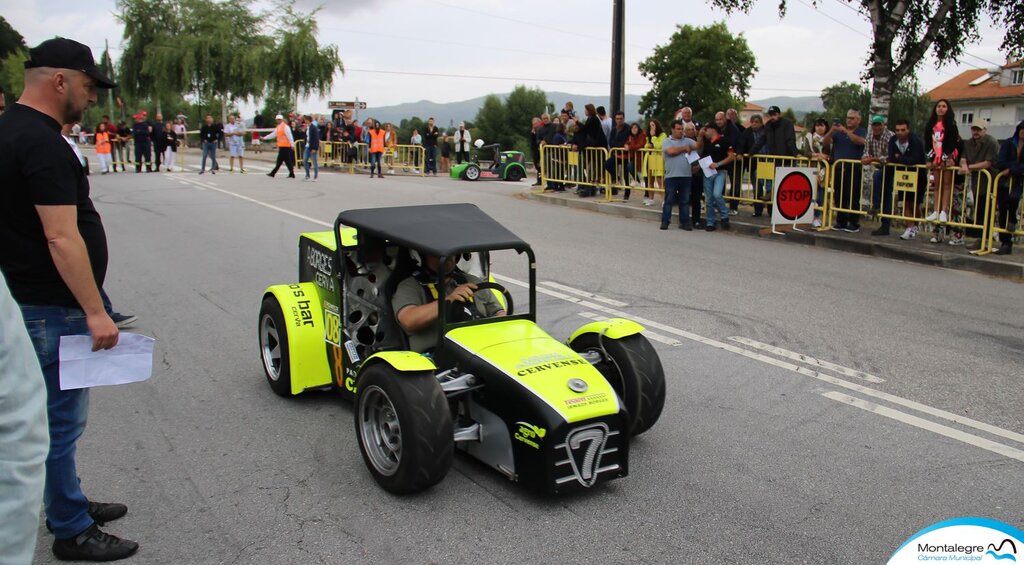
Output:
[110, 313, 137, 329]
[659, 224, 668, 230]
[870, 226, 890, 236]
[705, 225, 716, 232]
[52, 524, 138, 562]
[679, 224, 692, 231]
[844, 224, 861, 233]
[88, 501, 128, 524]
[831, 224, 847, 231]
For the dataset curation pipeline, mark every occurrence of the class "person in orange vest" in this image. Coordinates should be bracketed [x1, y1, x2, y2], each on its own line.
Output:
[262, 113, 295, 178]
[368, 121, 386, 178]
[94, 122, 113, 174]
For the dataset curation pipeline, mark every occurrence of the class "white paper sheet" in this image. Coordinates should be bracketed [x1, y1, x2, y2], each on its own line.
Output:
[698, 156, 718, 177]
[685, 151, 701, 164]
[59, 333, 155, 390]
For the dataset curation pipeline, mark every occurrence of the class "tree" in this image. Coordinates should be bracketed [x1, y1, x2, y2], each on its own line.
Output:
[264, 0, 344, 111]
[709, 0, 1024, 118]
[116, 0, 180, 114]
[0, 16, 25, 60]
[820, 79, 934, 129]
[473, 85, 548, 154]
[637, 22, 757, 126]
[0, 16, 26, 101]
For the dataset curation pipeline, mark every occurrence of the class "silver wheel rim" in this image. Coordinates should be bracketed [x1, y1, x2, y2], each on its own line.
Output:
[466, 167, 479, 180]
[359, 385, 402, 476]
[260, 314, 282, 381]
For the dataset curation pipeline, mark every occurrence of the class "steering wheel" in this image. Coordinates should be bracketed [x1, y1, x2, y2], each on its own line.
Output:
[472, 281, 514, 316]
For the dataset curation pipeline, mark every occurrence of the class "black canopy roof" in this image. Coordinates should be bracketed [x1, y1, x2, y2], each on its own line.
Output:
[337, 203, 530, 256]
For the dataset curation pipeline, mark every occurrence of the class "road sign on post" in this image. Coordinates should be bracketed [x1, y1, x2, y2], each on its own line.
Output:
[328, 100, 368, 110]
[771, 167, 817, 234]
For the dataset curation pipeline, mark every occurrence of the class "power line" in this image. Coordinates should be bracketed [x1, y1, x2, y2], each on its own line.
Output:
[824, 0, 1002, 69]
[344, 67, 824, 93]
[321, 26, 603, 63]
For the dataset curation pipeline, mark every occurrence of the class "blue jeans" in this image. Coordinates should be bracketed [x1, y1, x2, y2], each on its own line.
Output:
[425, 145, 436, 173]
[703, 172, 729, 225]
[304, 145, 319, 179]
[369, 152, 382, 175]
[19, 305, 94, 539]
[201, 142, 218, 172]
[662, 176, 692, 227]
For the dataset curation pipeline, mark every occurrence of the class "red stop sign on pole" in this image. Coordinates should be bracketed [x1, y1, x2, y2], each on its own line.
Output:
[775, 171, 814, 221]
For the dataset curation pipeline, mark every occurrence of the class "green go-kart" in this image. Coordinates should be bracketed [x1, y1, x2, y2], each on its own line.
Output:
[450, 141, 528, 182]
[257, 204, 665, 494]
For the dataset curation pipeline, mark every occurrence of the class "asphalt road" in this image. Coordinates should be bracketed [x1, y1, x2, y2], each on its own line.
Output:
[32, 156, 1024, 564]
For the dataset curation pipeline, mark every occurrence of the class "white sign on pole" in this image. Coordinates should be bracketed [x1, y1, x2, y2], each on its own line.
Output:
[771, 167, 818, 232]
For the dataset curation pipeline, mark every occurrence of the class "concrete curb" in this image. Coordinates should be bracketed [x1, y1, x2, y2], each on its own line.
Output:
[525, 191, 1023, 281]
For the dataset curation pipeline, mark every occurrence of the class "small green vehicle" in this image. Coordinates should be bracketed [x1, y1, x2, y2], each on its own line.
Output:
[450, 142, 528, 182]
[257, 204, 665, 494]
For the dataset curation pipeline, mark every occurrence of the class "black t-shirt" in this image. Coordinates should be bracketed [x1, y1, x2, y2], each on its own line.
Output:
[423, 126, 439, 147]
[132, 121, 152, 144]
[704, 135, 735, 170]
[0, 103, 108, 307]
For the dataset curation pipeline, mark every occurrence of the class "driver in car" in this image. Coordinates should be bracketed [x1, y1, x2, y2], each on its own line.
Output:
[392, 252, 506, 353]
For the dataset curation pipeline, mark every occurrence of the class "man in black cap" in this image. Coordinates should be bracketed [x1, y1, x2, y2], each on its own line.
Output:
[0, 37, 139, 561]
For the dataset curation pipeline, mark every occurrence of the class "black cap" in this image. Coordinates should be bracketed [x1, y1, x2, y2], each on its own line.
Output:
[766, 105, 781, 115]
[24, 38, 117, 89]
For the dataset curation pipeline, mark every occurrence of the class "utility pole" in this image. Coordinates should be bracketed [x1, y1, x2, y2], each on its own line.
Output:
[105, 39, 114, 119]
[610, 0, 625, 117]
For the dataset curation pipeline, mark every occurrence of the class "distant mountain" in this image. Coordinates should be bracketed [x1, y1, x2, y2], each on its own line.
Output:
[358, 91, 644, 128]
[356, 93, 823, 127]
[750, 96, 824, 113]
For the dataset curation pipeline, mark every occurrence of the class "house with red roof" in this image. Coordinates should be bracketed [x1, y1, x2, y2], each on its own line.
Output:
[927, 60, 1024, 140]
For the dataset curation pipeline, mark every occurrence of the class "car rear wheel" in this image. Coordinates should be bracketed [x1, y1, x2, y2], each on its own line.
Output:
[506, 166, 524, 182]
[258, 295, 291, 397]
[464, 164, 481, 181]
[355, 364, 453, 494]
[570, 333, 665, 436]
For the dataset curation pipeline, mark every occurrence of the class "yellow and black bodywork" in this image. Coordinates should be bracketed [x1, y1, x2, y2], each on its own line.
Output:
[258, 204, 664, 494]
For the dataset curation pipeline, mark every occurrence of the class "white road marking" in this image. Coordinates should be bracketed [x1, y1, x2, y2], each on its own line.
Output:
[176, 177, 331, 228]
[823, 391, 1024, 463]
[727, 336, 885, 383]
[167, 179, 1024, 457]
[542, 281, 629, 307]
[577, 312, 682, 346]
[495, 273, 1024, 448]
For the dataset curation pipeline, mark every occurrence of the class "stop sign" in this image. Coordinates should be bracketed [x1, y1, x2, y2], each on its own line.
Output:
[775, 171, 814, 221]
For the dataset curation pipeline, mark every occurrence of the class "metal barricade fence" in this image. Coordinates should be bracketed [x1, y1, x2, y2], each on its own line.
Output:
[605, 147, 664, 201]
[833, 160, 996, 245]
[539, 145, 609, 193]
[384, 145, 426, 176]
[987, 171, 1023, 254]
[728, 155, 830, 227]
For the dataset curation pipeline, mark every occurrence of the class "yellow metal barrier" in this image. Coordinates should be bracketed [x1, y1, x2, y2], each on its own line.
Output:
[384, 145, 426, 176]
[539, 145, 609, 194]
[606, 147, 664, 201]
[727, 155, 830, 227]
[987, 171, 1023, 255]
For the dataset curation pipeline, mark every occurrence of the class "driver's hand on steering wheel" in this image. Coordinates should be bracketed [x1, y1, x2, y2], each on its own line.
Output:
[445, 283, 477, 303]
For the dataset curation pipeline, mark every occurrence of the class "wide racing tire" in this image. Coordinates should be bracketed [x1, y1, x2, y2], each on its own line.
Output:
[570, 333, 665, 436]
[258, 295, 292, 397]
[464, 164, 481, 181]
[506, 166, 524, 182]
[355, 363, 453, 494]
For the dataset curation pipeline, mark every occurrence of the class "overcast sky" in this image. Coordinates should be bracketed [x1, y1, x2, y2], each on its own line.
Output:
[3, 0, 1011, 112]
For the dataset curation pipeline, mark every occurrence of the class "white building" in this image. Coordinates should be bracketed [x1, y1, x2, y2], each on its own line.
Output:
[927, 60, 1024, 141]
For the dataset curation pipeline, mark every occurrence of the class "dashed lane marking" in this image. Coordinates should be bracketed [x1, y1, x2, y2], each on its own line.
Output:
[727, 336, 885, 383]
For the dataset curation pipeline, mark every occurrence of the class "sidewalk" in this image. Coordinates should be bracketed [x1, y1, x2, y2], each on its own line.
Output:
[525, 188, 1024, 281]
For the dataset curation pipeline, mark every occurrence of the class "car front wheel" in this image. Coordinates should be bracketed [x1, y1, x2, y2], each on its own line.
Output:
[355, 364, 453, 494]
[258, 295, 291, 397]
[570, 333, 666, 436]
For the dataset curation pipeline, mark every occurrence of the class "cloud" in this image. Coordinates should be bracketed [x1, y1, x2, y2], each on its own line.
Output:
[292, 0, 397, 17]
